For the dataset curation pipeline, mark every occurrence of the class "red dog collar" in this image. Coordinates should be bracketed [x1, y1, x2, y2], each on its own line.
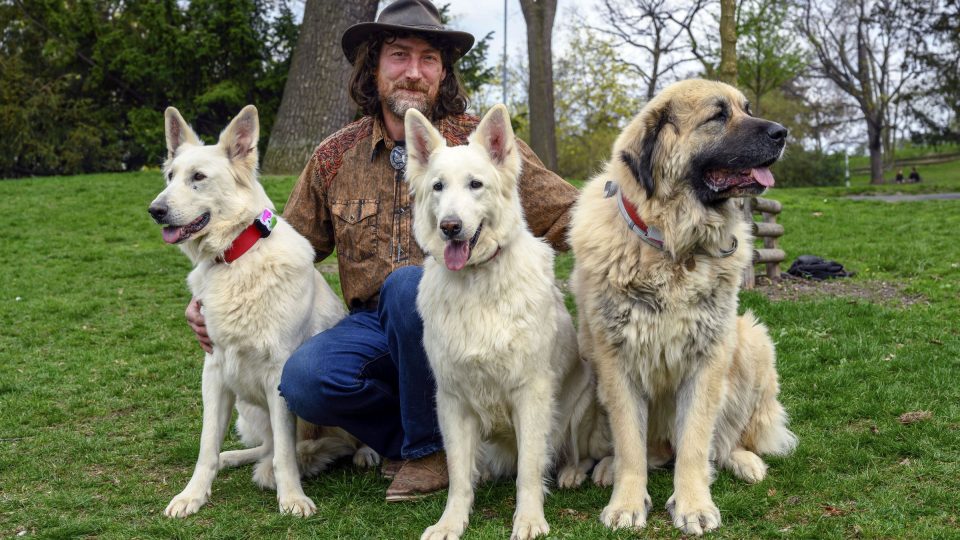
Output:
[217, 209, 277, 264]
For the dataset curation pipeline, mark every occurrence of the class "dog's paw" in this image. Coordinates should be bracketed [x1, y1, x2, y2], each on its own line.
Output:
[253, 458, 276, 490]
[164, 490, 208, 518]
[353, 445, 380, 468]
[727, 449, 768, 484]
[557, 465, 586, 489]
[592, 455, 615, 487]
[278, 493, 316, 517]
[511, 513, 549, 540]
[599, 491, 652, 530]
[421, 519, 466, 540]
[666, 493, 721, 536]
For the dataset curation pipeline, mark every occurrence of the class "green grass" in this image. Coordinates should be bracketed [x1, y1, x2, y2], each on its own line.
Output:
[2, 164, 959, 539]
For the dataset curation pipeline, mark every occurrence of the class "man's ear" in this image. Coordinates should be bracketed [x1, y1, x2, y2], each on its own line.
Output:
[219, 105, 259, 169]
[470, 104, 519, 179]
[404, 108, 444, 183]
[620, 103, 670, 199]
[164, 107, 201, 159]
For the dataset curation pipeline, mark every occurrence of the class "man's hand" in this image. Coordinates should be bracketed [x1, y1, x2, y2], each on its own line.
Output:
[186, 297, 213, 354]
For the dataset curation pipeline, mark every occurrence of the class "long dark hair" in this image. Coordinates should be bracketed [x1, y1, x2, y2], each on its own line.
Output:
[348, 31, 469, 120]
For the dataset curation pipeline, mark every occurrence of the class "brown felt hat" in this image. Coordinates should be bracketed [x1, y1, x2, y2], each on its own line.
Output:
[341, 0, 475, 64]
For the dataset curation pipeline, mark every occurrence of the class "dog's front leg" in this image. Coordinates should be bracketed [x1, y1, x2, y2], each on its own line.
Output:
[266, 388, 315, 517]
[421, 390, 479, 540]
[667, 359, 727, 535]
[510, 380, 553, 540]
[594, 340, 652, 530]
[165, 356, 234, 518]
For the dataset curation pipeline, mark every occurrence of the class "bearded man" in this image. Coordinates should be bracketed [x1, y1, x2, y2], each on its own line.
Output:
[186, 0, 578, 501]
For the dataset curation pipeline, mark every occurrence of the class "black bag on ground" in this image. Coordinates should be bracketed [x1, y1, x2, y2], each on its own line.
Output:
[786, 255, 853, 280]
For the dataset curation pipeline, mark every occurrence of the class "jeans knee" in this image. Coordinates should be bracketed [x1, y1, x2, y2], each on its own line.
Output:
[380, 266, 422, 317]
[279, 350, 315, 415]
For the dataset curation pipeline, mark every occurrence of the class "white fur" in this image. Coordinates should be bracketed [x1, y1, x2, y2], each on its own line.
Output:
[405, 105, 609, 540]
[153, 105, 374, 518]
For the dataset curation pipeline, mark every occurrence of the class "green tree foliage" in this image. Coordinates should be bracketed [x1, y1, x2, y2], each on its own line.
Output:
[735, 0, 807, 116]
[909, 0, 960, 145]
[0, 0, 298, 178]
[771, 145, 845, 186]
[553, 28, 641, 180]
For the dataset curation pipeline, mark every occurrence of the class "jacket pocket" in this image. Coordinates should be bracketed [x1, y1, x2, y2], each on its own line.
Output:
[330, 199, 380, 262]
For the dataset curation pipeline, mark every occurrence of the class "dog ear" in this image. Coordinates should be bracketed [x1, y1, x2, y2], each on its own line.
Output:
[404, 108, 444, 183]
[164, 107, 201, 159]
[620, 104, 670, 199]
[470, 104, 519, 177]
[219, 105, 259, 167]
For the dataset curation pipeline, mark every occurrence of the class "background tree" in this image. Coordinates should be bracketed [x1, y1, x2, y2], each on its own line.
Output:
[262, 0, 377, 174]
[797, 0, 934, 184]
[519, 0, 558, 172]
[908, 0, 960, 145]
[735, 0, 806, 115]
[718, 0, 737, 84]
[594, 0, 707, 101]
[553, 27, 642, 179]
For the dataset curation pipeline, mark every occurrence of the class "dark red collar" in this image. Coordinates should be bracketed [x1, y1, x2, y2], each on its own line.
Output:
[216, 209, 277, 264]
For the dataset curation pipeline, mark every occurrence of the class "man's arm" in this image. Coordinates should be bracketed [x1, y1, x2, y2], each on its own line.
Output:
[514, 139, 579, 252]
[283, 152, 335, 262]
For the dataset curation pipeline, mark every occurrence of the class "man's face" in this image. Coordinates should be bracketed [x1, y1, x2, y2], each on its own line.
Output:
[377, 36, 446, 121]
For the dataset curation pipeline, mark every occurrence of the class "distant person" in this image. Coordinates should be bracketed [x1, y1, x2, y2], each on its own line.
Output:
[909, 166, 921, 183]
[895, 169, 904, 183]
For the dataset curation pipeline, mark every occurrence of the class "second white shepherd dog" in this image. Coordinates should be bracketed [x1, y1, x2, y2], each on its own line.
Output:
[405, 105, 604, 540]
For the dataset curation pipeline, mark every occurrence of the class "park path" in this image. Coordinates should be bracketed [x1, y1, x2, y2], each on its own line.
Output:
[847, 192, 960, 202]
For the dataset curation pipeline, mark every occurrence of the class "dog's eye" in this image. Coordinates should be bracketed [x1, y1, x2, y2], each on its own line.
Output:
[432, 181, 443, 192]
[193, 172, 206, 182]
[167, 172, 173, 181]
[469, 179, 483, 190]
[710, 110, 728, 123]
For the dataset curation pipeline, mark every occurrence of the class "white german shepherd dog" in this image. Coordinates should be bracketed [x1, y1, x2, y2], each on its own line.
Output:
[149, 105, 374, 518]
[405, 105, 609, 540]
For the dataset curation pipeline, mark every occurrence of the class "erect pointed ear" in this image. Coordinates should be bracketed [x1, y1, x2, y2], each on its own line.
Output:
[620, 103, 671, 199]
[404, 108, 444, 182]
[470, 104, 519, 176]
[219, 105, 259, 167]
[165, 107, 201, 159]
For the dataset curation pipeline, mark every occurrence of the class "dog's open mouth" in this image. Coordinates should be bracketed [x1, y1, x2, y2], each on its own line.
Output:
[443, 222, 483, 271]
[704, 164, 776, 194]
[162, 212, 210, 244]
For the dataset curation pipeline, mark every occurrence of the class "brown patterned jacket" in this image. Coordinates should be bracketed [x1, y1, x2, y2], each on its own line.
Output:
[283, 113, 578, 311]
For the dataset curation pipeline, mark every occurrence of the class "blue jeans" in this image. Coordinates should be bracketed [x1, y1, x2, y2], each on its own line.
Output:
[278, 266, 442, 461]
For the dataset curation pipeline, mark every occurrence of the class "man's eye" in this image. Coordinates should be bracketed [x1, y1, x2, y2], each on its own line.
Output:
[469, 179, 483, 189]
[432, 181, 443, 191]
[193, 172, 206, 181]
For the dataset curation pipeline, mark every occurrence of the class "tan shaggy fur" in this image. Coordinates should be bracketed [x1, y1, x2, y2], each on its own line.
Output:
[569, 79, 798, 535]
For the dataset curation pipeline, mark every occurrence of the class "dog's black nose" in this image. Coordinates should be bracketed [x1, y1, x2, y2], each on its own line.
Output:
[148, 203, 168, 223]
[439, 218, 462, 239]
[766, 122, 788, 142]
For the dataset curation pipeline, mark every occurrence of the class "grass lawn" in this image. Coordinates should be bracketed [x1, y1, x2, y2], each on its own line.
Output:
[1, 163, 958, 539]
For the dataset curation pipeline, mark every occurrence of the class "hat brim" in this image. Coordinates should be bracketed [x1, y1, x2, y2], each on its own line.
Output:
[341, 22, 475, 64]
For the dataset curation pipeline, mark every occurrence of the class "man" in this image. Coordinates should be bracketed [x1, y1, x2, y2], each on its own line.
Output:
[186, 0, 578, 501]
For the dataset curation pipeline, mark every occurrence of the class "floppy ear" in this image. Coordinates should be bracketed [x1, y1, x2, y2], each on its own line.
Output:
[404, 108, 444, 183]
[165, 107, 201, 159]
[620, 104, 670, 199]
[219, 105, 259, 168]
[470, 104, 519, 178]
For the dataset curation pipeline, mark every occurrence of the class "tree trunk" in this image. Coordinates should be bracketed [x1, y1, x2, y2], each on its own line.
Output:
[519, 0, 558, 172]
[262, 0, 377, 174]
[867, 118, 884, 184]
[718, 0, 738, 85]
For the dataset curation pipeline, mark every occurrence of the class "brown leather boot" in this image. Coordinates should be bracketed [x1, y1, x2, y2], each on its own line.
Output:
[384, 451, 448, 502]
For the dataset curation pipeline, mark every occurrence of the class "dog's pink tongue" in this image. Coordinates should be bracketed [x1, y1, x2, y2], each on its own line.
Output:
[444, 241, 470, 271]
[751, 167, 775, 187]
[162, 226, 184, 244]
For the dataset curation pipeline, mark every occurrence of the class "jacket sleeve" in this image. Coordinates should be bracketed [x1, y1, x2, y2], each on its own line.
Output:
[515, 139, 579, 252]
[282, 153, 335, 262]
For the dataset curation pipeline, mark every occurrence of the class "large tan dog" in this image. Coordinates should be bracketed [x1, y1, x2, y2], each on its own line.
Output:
[569, 79, 798, 535]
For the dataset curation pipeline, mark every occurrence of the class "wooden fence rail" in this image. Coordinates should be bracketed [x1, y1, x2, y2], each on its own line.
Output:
[740, 197, 785, 289]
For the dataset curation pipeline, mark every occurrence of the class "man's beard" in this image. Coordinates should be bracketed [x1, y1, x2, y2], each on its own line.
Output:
[383, 81, 436, 119]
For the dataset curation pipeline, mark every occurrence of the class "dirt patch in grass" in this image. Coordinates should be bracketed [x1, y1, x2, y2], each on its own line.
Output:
[752, 275, 927, 307]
